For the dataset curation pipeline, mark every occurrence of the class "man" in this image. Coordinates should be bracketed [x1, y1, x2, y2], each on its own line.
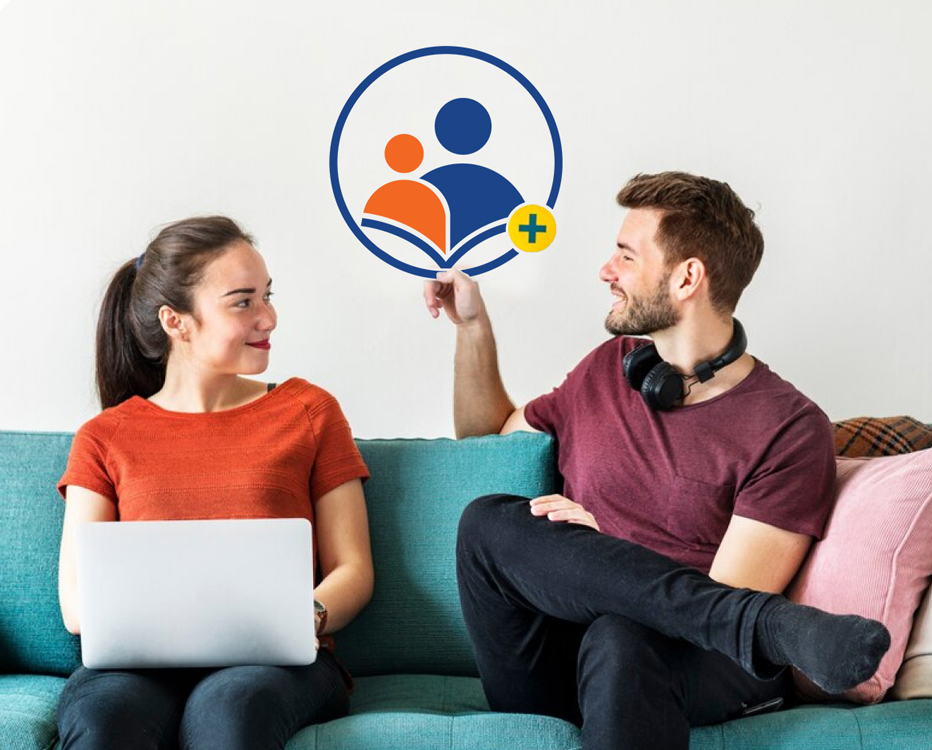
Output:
[423, 172, 890, 750]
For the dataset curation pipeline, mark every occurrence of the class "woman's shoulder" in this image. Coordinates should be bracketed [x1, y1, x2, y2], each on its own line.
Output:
[74, 398, 141, 441]
[67, 400, 148, 468]
[273, 378, 350, 421]
[275, 377, 337, 403]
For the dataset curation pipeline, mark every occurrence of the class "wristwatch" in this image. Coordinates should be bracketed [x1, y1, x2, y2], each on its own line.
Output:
[314, 599, 328, 635]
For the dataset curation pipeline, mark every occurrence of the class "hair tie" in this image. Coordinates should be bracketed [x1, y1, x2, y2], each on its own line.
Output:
[135, 251, 146, 271]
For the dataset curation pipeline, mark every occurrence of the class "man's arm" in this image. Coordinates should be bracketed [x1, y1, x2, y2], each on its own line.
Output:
[708, 515, 813, 594]
[500, 405, 539, 435]
[425, 270, 539, 438]
[452, 313, 516, 437]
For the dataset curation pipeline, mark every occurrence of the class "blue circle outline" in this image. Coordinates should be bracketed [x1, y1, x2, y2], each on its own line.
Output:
[329, 46, 563, 279]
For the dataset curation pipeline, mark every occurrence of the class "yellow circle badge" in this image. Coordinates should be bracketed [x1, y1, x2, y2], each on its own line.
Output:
[507, 204, 556, 253]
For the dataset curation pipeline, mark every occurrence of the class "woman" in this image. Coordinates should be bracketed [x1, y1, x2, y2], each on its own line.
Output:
[56, 216, 373, 749]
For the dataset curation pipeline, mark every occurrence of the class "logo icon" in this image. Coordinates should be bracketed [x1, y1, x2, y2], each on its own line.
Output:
[330, 46, 562, 278]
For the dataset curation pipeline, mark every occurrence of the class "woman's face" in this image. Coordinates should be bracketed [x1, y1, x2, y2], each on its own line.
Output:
[180, 241, 277, 375]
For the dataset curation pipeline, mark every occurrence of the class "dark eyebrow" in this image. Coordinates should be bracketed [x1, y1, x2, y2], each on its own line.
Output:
[221, 278, 272, 298]
[616, 243, 638, 255]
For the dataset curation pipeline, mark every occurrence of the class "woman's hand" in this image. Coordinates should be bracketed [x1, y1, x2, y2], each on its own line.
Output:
[529, 494, 601, 532]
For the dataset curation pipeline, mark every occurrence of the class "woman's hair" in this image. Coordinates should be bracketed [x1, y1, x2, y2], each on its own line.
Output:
[96, 216, 255, 409]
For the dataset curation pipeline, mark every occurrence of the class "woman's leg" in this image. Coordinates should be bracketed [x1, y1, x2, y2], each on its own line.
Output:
[179, 649, 349, 750]
[457, 494, 888, 695]
[57, 666, 193, 750]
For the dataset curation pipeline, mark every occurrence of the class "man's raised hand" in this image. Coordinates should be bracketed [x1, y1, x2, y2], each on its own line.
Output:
[423, 269, 488, 326]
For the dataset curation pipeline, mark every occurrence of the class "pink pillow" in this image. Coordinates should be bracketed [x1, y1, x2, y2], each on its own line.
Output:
[785, 450, 932, 703]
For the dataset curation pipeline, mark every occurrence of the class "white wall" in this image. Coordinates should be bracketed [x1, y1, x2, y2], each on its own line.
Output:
[1, 0, 930, 437]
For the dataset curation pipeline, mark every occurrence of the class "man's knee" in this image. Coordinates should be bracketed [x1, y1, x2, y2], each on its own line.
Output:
[457, 493, 529, 553]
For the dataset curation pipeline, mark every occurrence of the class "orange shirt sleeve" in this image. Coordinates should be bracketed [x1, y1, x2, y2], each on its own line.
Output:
[303, 390, 370, 503]
[57, 413, 120, 504]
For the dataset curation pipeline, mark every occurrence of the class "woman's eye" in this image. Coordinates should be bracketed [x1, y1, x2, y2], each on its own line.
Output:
[263, 292, 275, 302]
[235, 299, 250, 308]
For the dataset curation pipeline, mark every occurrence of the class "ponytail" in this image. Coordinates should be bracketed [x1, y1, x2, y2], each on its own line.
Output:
[93, 216, 255, 409]
[95, 260, 164, 409]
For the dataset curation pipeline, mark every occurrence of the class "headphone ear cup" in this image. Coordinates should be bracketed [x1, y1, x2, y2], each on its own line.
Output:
[623, 344, 662, 391]
[640, 361, 685, 411]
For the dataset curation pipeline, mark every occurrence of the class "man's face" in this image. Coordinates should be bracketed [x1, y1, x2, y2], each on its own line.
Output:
[599, 208, 680, 337]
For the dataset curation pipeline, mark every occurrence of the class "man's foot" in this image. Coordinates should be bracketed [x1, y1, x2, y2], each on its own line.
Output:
[754, 598, 891, 694]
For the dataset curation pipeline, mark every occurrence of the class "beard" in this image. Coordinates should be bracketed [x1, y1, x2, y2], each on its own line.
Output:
[604, 271, 680, 336]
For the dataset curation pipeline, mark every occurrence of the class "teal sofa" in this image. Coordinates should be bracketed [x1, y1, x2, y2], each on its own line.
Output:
[2, 429, 931, 750]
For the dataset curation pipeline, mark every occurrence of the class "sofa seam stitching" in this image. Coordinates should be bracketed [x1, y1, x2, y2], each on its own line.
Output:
[849, 705, 865, 750]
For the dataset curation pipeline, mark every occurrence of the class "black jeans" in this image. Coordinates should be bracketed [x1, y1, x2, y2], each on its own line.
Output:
[456, 494, 793, 750]
[57, 649, 349, 750]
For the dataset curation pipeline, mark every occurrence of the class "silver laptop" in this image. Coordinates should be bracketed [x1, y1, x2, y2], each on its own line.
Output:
[76, 518, 317, 669]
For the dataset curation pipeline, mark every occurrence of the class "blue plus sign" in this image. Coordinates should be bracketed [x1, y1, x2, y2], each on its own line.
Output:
[519, 213, 548, 244]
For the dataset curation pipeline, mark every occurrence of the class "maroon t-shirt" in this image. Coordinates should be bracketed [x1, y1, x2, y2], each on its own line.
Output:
[524, 336, 836, 574]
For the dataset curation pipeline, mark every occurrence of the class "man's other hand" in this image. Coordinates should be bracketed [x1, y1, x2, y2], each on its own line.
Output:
[530, 494, 601, 532]
[424, 269, 488, 325]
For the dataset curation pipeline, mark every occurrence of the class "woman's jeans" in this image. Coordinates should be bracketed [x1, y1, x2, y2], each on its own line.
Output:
[57, 648, 349, 750]
[456, 494, 793, 750]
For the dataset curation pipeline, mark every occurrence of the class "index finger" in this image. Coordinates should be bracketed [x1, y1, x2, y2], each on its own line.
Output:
[423, 277, 447, 317]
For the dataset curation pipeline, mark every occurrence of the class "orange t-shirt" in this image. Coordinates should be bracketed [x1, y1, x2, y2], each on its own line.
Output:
[58, 378, 369, 523]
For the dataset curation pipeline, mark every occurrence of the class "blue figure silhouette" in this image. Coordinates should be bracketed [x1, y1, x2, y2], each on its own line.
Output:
[420, 98, 523, 250]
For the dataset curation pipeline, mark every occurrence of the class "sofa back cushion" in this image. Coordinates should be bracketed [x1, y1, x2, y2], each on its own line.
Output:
[0, 431, 82, 676]
[833, 416, 932, 458]
[340, 433, 558, 677]
[0, 430, 556, 679]
[786, 449, 932, 703]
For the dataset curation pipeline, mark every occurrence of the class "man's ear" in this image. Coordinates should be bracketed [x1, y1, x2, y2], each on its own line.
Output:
[158, 305, 189, 343]
[672, 258, 706, 302]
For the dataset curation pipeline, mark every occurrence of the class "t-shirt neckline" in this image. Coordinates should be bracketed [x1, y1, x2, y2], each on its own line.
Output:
[667, 357, 765, 412]
[129, 377, 297, 418]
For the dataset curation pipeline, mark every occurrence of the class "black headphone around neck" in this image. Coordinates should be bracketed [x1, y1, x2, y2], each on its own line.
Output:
[622, 319, 748, 411]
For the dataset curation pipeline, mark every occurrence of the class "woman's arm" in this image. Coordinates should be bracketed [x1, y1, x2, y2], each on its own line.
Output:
[311, 478, 373, 634]
[59, 486, 117, 634]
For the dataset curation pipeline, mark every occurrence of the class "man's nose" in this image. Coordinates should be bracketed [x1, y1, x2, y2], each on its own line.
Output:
[599, 257, 617, 283]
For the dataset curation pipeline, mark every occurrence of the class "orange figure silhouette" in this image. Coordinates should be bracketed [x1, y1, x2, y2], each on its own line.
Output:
[364, 134, 448, 253]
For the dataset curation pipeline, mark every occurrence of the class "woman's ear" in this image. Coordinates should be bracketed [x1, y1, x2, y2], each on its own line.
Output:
[158, 306, 189, 343]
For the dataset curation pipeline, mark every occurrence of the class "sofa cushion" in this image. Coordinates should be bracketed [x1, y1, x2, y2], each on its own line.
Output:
[280, 696, 932, 750]
[833, 416, 932, 458]
[348, 674, 489, 714]
[0, 432, 82, 676]
[690, 701, 932, 750]
[337, 434, 558, 677]
[892, 582, 932, 699]
[0, 674, 67, 750]
[288, 708, 581, 750]
[786, 450, 932, 703]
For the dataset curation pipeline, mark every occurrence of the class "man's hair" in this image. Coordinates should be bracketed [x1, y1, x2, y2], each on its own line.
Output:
[616, 172, 764, 314]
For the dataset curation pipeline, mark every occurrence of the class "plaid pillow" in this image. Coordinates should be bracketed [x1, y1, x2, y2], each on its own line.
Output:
[833, 416, 932, 458]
